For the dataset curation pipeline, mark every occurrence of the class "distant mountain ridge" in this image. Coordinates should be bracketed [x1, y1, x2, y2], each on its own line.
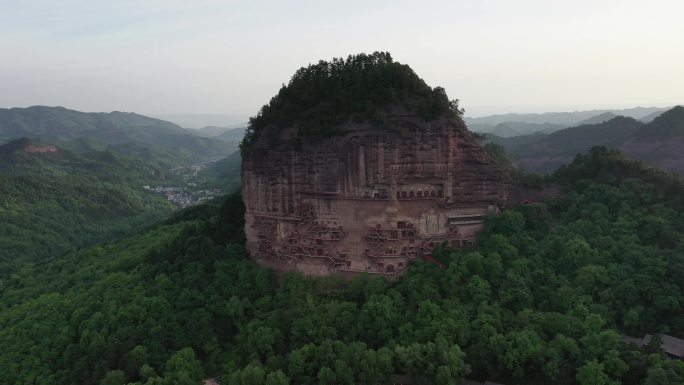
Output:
[0, 106, 182, 139]
[467, 106, 668, 137]
[469, 121, 565, 138]
[632, 105, 684, 139]
[490, 106, 684, 174]
[575, 112, 619, 126]
[194, 126, 231, 137]
[191, 125, 247, 142]
[621, 106, 684, 171]
[0, 106, 236, 164]
[214, 126, 246, 141]
[507, 116, 643, 173]
[151, 113, 249, 129]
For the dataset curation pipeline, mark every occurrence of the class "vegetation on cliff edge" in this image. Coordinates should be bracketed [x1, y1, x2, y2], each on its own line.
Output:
[241, 52, 464, 151]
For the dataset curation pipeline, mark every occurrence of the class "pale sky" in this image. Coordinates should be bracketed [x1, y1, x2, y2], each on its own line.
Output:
[1, 0, 683, 120]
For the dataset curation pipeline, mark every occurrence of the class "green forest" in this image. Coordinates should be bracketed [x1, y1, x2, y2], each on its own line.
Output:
[1, 147, 683, 385]
[241, 52, 463, 149]
[0, 139, 174, 275]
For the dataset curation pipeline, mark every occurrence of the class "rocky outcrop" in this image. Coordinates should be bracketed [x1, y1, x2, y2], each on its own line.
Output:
[25, 143, 59, 154]
[241, 110, 509, 276]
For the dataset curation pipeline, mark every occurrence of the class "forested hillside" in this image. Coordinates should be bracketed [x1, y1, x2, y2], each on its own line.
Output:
[1, 147, 682, 385]
[509, 116, 643, 173]
[198, 151, 241, 190]
[493, 106, 684, 174]
[0, 138, 173, 274]
[0, 106, 236, 164]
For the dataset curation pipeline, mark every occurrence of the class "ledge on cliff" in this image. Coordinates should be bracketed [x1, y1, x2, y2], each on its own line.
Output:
[241, 52, 464, 151]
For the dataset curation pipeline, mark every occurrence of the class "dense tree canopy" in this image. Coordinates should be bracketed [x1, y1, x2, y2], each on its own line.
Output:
[241, 52, 463, 150]
[1, 147, 683, 385]
[0, 141, 173, 275]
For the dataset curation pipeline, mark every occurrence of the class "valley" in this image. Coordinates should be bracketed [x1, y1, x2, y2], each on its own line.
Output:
[145, 159, 233, 209]
[0, 109, 241, 276]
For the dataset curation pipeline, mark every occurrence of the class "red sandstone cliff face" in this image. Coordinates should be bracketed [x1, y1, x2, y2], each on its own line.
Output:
[242, 111, 509, 276]
[25, 144, 59, 154]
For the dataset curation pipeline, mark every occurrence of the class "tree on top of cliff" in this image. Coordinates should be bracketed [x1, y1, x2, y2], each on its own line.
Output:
[241, 52, 463, 151]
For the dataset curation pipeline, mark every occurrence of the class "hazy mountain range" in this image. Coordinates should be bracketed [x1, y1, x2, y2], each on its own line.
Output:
[193, 125, 247, 141]
[467, 106, 669, 137]
[489, 106, 684, 173]
[152, 113, 249, 129]
[0, 106, 238, 164]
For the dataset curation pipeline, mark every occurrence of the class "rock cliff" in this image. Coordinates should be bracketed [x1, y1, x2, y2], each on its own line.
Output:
[241, 53, 508, 276]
